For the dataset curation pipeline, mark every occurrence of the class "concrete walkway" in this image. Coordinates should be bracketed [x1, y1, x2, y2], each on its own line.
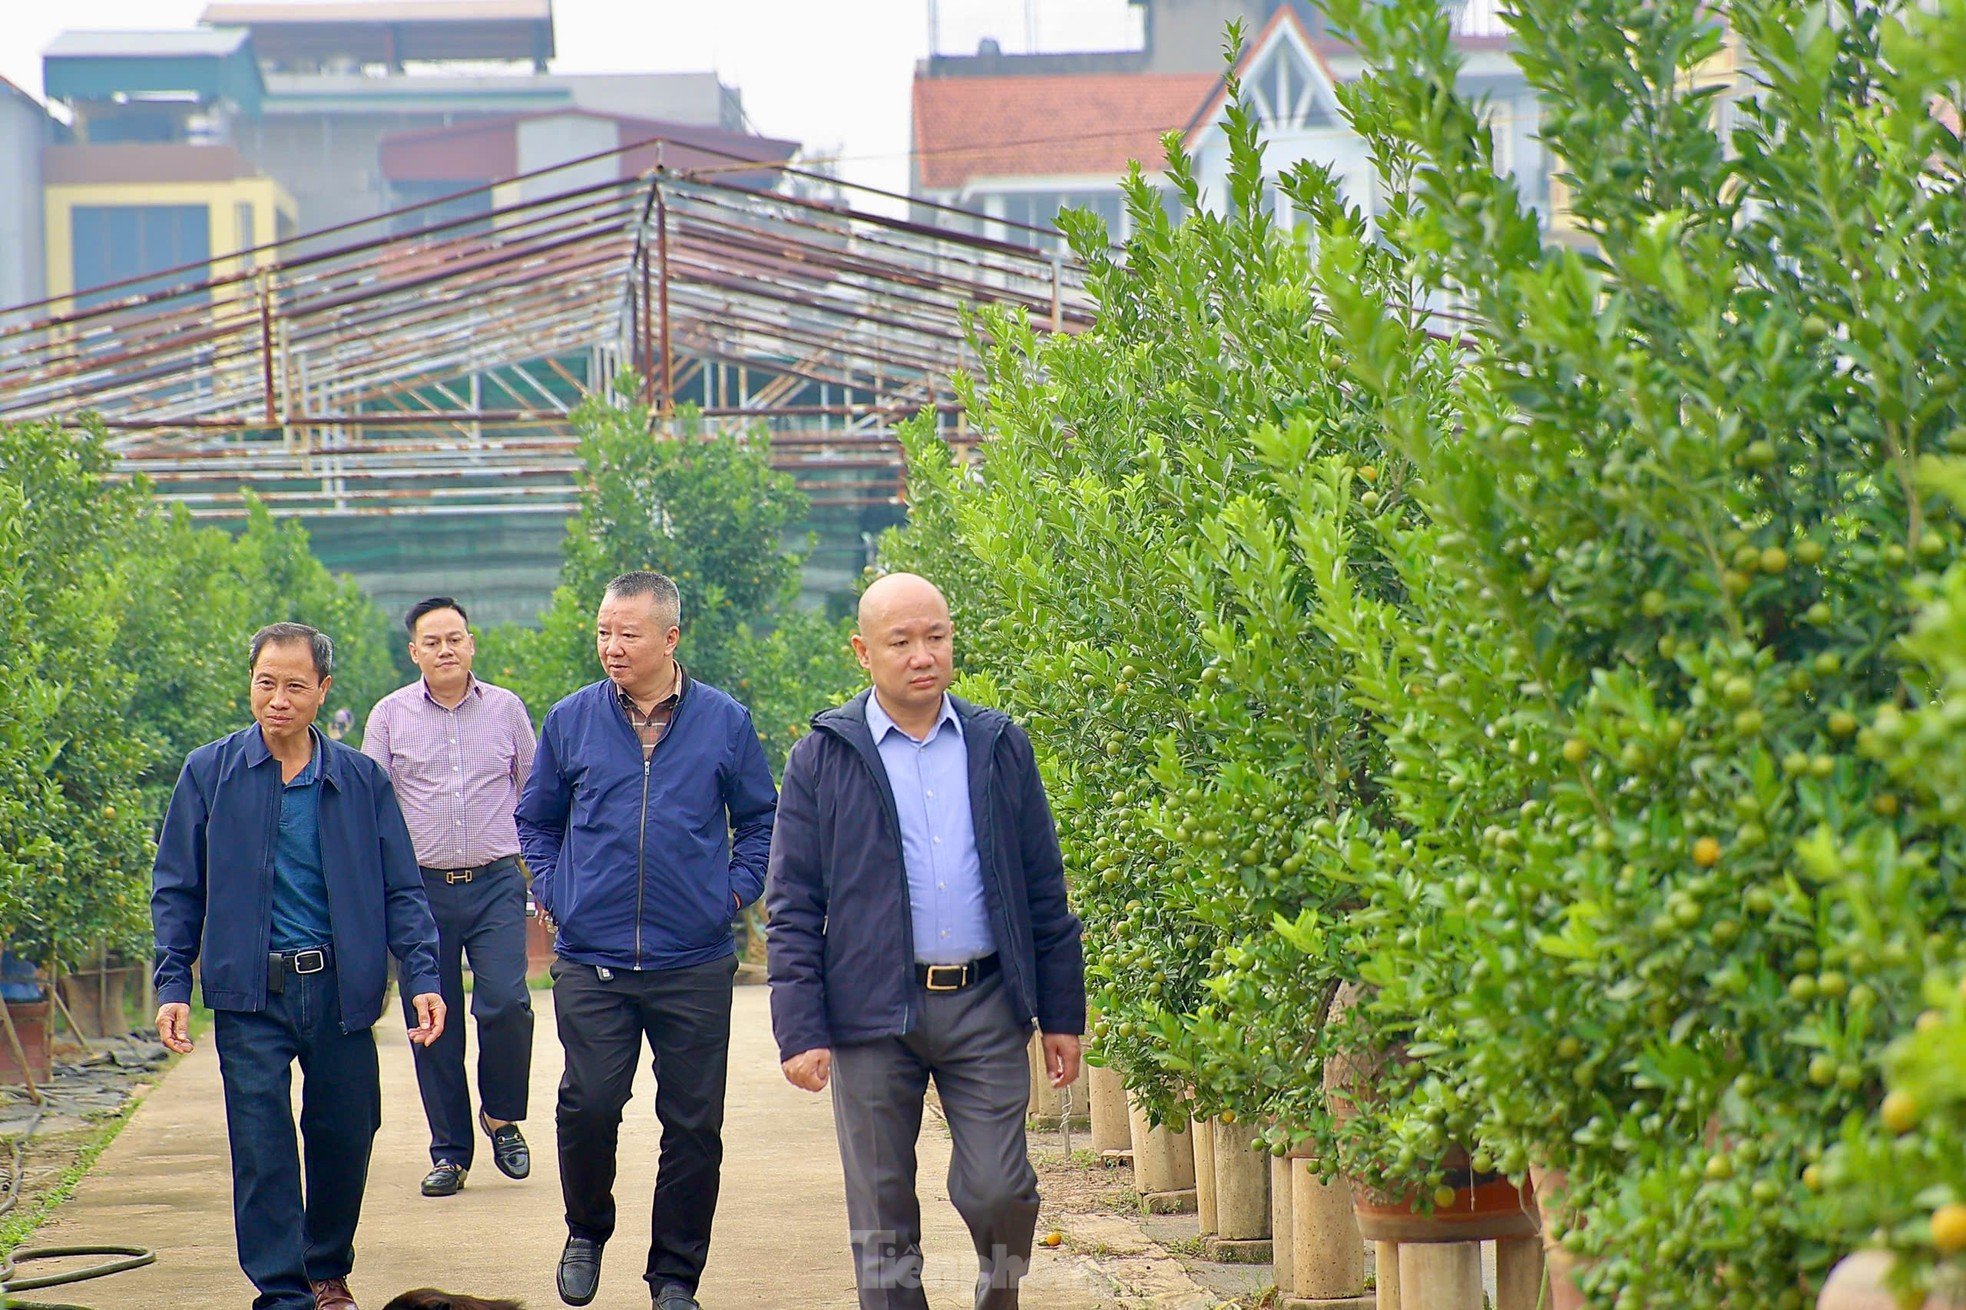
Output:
[35, 986, 1119, 1309]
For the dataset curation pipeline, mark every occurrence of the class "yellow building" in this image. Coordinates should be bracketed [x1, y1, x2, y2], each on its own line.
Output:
[39, 27, 290, 316]
[42, 143, 295, 315]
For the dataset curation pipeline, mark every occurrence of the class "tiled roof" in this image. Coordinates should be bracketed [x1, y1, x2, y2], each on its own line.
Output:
[911, 71, 1217, 192]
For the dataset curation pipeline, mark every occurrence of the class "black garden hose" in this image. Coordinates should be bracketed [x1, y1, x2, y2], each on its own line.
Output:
[0, 1099, 159, 1309]
[0, 1245, 159, 1309]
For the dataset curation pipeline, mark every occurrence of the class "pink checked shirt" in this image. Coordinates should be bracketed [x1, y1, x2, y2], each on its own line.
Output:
[361, 676, 536, 870]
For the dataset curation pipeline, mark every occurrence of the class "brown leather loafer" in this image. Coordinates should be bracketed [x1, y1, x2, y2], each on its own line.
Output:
[311, 1276, 358, 1310]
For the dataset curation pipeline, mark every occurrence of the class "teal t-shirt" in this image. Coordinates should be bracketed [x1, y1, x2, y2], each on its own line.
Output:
[268, 740, 333, 952]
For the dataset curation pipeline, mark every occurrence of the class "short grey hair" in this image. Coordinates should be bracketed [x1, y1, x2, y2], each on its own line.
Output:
[604, 570, 682, 629]
[250, 622, 332, 681]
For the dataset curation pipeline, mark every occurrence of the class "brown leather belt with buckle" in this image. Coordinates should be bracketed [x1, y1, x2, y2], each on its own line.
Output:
[422, 855, 518, 885]
[915, 954, 999, 992]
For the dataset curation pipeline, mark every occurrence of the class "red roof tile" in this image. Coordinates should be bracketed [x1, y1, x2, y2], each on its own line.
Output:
[911, 71, 1217, 192]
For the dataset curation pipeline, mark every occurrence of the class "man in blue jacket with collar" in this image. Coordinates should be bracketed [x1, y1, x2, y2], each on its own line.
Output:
[517, 571, 777, 1310]
[153, 623, 446, 1310]
[766, 573, 1086, 1310]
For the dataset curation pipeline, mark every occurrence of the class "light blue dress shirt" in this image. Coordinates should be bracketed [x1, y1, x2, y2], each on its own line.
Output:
[865, 692, 994, 965]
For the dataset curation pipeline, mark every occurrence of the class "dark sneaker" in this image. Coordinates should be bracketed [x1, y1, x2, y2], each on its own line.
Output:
[482, 1114, 531, 1180]
[419, 1160, 467, 1197]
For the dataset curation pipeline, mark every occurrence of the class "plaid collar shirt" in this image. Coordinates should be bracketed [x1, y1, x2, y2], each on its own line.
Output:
[617, 663, 687, 760]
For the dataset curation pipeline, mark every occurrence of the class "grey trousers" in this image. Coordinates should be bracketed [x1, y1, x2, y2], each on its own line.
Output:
[830, 972, 1042, 1310]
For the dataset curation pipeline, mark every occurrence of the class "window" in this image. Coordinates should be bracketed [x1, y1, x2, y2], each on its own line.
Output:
[81, 104, 187, 145]
[995, 189, 1126, 248]
[236, 201, 256, 253]
[71, 205, 212, 309]
[1249, 45, 1334, 132]
[1486, 104, 1516, 175]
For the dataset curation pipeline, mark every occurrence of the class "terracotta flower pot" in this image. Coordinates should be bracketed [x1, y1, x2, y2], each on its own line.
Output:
[58, 965, 137, 1038]
[1529, 1166, 1591, 1310]
[1350, 1167, 1539, 1244]
[1322, 982, 1538, 1243]
[0, 1000, 54, 1084]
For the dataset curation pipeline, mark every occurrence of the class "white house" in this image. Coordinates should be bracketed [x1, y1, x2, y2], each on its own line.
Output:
[910, 0, 1551, 245]
[1186, 2, 1549, 227]
[0, 75, 52, 311]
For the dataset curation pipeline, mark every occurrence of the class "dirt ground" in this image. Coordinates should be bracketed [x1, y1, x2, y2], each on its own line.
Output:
[1021, 1127, 1277, 1310]
[0, 1030, 170, 1245]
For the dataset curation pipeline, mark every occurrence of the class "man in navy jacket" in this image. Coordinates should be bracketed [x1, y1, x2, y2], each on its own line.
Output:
[766, 573, 1085, 1310]
[153, 623, 445, 1310]
[517, 571, 777, 1310]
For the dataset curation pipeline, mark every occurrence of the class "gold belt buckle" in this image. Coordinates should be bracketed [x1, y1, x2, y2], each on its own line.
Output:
[924, 963, 968, 992]
[446, 868, 475, 884]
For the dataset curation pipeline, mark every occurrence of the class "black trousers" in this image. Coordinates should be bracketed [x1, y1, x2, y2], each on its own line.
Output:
[404, 859, 534, 1168]
[553, 954, 738, 1293]
[214, 969, 381, 1310]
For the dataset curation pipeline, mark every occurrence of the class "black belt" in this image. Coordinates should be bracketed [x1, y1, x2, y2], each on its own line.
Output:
[915, 954, 998, 993]
[421, 854, 518, 885]
[266, 945, 334, 994]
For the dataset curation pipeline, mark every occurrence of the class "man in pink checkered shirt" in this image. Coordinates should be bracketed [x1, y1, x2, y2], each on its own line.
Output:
[362, 597, 538, 1200]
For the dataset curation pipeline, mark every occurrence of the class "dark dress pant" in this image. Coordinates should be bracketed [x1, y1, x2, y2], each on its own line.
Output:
[553, 954, 738, 1294]
[403, 858, 534, 1167]
[830, 971, 1041, 1310]
[214, 968, 381, 1310]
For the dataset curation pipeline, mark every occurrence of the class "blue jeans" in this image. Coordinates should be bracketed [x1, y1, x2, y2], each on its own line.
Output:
[214, 969, 382, 1310]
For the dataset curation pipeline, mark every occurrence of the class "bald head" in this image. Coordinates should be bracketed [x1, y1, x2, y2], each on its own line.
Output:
[853, 573, 955, 730]
[857, 572, 949, 635]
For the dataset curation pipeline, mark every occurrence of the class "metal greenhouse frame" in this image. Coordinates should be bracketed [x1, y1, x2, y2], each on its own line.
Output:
[0, 138, 1097, 516]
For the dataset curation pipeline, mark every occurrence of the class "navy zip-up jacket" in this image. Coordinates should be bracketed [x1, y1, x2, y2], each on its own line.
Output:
[765, 690, 1086, 1062]
[516, 675, 777, 972]
[151, 725, 443, 1032]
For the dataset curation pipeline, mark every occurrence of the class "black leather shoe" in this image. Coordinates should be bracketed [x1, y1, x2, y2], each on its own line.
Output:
[652, 1285, 701, 1310]
[557, 1235, 603, 1307]
[482, 1114, 530, 1180]
[419, 1160, 467, 1197]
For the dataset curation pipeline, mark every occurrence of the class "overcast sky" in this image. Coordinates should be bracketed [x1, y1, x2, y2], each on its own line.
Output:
[0, 0, 1145, 201]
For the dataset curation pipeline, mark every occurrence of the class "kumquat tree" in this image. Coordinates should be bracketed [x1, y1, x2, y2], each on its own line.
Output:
[887, 0, 1966, 1302]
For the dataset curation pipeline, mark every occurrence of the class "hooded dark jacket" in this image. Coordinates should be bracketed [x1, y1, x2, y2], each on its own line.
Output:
[765, 690, 1084, 1061]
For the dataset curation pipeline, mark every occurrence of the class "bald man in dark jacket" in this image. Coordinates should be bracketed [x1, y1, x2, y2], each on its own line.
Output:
[767, 573, 1084, 1310]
